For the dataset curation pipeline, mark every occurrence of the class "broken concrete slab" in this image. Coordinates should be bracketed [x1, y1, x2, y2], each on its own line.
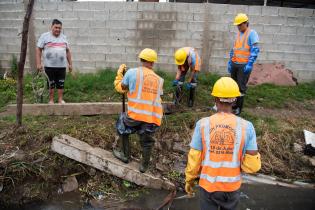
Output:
[304, 130, 315, 148]
[0, 102, 172, 117]
[248, 63, 297, 86]
[51, 134, 175, 191]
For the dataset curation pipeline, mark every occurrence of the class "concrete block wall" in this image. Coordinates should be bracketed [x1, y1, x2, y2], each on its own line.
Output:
[0, 0, 314, 81]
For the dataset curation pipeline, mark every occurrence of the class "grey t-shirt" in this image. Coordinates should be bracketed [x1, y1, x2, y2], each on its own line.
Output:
[37, 32, 69, 68]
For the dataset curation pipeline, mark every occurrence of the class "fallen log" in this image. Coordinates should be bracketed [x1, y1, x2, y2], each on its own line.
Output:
[51, 134, 175, 190]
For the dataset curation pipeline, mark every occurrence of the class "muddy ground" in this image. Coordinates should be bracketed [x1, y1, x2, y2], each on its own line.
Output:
[0, 101, 315, 207]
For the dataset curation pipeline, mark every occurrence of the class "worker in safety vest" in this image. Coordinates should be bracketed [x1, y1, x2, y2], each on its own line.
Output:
[185, 77, 261, 210]
[173, 47, 201, 107]
[228, 13, 260, 115]
[113, 48, 164, 173]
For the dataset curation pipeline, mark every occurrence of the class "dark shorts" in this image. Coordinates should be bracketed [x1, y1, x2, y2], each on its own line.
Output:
[44, 67, 66, 89]
[200, 187, 240, 210]
[116, 112, 159, 135]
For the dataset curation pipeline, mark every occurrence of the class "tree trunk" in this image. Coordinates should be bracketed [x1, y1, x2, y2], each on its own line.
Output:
[16, 0, 35, 126]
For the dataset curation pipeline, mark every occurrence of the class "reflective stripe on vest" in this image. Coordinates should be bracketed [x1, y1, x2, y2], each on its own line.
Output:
[127, 67, 164, 126]
[199, 114, 246, 192]
[232, 28, 251, 64]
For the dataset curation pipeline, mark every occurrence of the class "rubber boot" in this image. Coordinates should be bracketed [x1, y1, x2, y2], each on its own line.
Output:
[139, 146, 152, 173]
[139, 134, 154, 173]
[113, 135, 130, 163]
[188, 87, 195, 107]
[174, 85, 182, 105]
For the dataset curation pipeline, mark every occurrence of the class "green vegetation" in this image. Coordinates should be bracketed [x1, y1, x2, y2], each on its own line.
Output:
[1, 69, 314, 110]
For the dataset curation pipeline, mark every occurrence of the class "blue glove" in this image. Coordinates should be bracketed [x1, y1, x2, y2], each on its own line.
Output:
[172, 80, 179, 86]
[185, 83, 193, 90]
[227, 60, 232, 74]
[244, 62, 253, 75]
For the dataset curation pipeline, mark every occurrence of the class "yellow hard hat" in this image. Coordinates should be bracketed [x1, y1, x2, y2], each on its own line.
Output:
[211, 77, 241, 98]
[138, 48, 158, 62]
[234, 13, 249, 25]
[174, 48, 187, 65]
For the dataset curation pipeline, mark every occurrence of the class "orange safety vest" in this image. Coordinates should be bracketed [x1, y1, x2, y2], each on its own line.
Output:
[232, 28, 251, 64]
[199, 113, 247, 192]
[127, 67, 164, 126]
[181, 47, 201, 71]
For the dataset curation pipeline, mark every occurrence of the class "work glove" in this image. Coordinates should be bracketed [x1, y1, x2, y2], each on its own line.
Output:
[243, 62, 253, 75]
[114, 64, 127, 94]
[185, 83, 193, 90]
[185, 181, 195, 196]
[172, 80, 179, 86]
[241, 153, 261, 173]
[117, 64, 127, 78]
[227, 60, 232, 74]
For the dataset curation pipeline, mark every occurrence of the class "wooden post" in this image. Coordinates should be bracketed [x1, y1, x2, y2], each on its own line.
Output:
[16, 0, 35, 126]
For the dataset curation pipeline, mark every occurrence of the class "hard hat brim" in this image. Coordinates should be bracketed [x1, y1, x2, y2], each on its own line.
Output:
[175, 59, 185, 65]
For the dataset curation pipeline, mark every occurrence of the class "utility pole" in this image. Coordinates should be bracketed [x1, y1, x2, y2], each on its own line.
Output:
[16, 0, 35, 126]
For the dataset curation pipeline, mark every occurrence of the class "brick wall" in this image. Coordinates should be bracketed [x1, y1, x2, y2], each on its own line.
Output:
[0, 0, 314, 81]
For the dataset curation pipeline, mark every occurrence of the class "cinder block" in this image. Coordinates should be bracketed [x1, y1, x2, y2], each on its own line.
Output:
[208, 3, 228, 15]
[259, 34, 274, 44]
[75, 36, 90, 45]
[158, 30, 175, 39]
[299, 53, 314, 62]
[93, 45, 110, 53]
[89, 28, 110, 37]
[0, 11, 24, 20]
[304, 17, 315, 27]
[106, 20, 130, 29]
[110, 46, 125, 54]
[173, 21, 188, 31]
[296, 26, 314, 35]
[74, 60, 96, 69]
[226, 4, 248, 15]
[296, 8, 314, 17]
[154, 2, 176, 12]
[262, 7, 279, 16]
[57, 2, 73, 12]
[124, 2, 138, 12]
[66, 20, 89, 28]
[173, 3, 189, 13]
[306, 35, 315, 44]
[125, 30, 136, 38]
[267, 52, 284, 61]
[248, 6, 262, 16]
[250, 16, 270, 25]
[266, 16, 287, 25]
[214, 14, 234, 24]
[159, 12, 176, 21]
[0, 3, 24, 12]
[279, 7, 297, 17]
[287, 17, 304, 26]
[282, 52, 301, 61]
[106, 53, 122, 62]
[189, 3, 204, 13]
[89, 53, 105, 61]
[77, 11, 95, 20]
[263, 25, 281, 34]
[125, 46, 139, 54]
[188, 21, 204, 32]
[273, 34, 306, 44]
[62, 11, 78, 20]
[275, 44, 295, 52]
[89, 2, 105, 11]
[250, 24, 263, 33]
[137, 2, 154, 11]
[279, 26, 297, 34]
[0, 19, 22, 28]
[141, 11, 159, 20]
[90, 20, 106, 28]
[158, 47, 174, 56]
[93, 11, 109, 21]
[297, 70, 315, 82]
[185, 39, 202, 49]
[191, 31, 203, 40]
[208, 22, 229, 32]
[176, 12, 193, 21]
[73, 2, 89, 11]
[62, 28, 78, 37]
[110, 29, 125, 38]
[174, 31, 192, 40]
[287, 61, 306, 70]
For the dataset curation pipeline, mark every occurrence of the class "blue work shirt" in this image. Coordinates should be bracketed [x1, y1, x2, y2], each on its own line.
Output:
[190, 114, 258, 155]
[122, 68, 137, 94]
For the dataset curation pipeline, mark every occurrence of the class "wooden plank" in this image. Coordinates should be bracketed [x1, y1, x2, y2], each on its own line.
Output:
[0, 102, 172, 116]
[51, 134, 175, 191]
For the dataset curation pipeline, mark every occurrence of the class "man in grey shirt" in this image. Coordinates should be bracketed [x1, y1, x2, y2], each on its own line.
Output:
[36, 19, 72, 104]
